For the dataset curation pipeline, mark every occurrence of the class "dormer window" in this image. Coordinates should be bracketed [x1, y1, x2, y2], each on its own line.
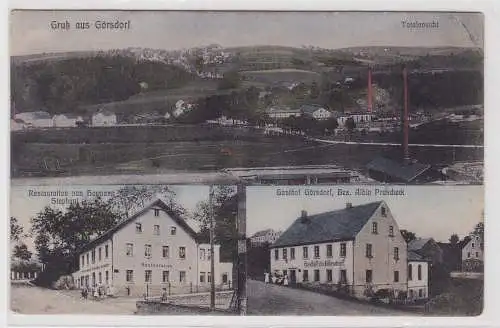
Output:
[154, 209, 160, 217]
[381, 206, 387, 217]
[372, 222, 378, 234]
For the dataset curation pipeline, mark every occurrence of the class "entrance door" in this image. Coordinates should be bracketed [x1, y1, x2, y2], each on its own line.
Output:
[290, 270, 297, 284]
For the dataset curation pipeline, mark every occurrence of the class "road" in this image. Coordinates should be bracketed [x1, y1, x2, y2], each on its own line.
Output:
[247, 280, 414, 316]
[309, 137, 484, 149]
[10, 285, 137, 315]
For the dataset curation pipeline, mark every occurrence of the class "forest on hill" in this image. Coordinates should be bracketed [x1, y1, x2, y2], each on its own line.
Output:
[10, 55, 194, 115]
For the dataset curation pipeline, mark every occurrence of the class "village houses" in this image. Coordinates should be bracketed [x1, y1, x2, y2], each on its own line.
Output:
[300, 104, 332, 120]
[92, 110, 117, 127]
[266, 105, 302, 120]
[52, 114, 84, 128]
[14, 111, 53, 128]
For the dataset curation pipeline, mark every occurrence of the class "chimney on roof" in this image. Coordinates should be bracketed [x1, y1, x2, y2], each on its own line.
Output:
[346, 202, 353, 209]
[300, 210, 309, 223]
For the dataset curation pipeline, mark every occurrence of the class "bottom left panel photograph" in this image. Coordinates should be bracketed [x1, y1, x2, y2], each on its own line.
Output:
[9, 184, 245, 316]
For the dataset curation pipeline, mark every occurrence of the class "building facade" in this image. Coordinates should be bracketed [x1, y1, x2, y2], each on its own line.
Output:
[14, 111, 53, 128]
[270, 201, 408, 299]
[92, 111, 117, 126]
[407, 251, 429, 300]
[300, 105, 332, 120]
[72, 199, 233, 297]
[266, 106, 302, 119]
[52, 114, 84, 127]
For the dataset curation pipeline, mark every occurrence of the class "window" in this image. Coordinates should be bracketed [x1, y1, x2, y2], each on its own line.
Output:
[303, 270, 309, 282]
[145, 270, 152, 283]
[372, 222, 378, 234]
[394, 271, 399, 282]
[467, 252, 471, 258]
[154, 209, 160, 217]
[154, 225, 160, 235]
[144, 244, 152, 258]
[326, 269, 333, 282]
[389, 226, 394, 237]
[179, 271, 186, 283]
[81, 255, 84, 267]
[208, 272, 212, 283]
[170, 227, 177, 235]
[98, 272, 102, 284]
[200, 272, 206, 283]
[408, 264, 413, 281]
[207, 250, 211, 261]
[282, 248, 287, 260]
[394, 247, 399, 261]
[126, 270, 134, 282]
[340, 243, 347, 257]
[92, 272, 96, 286]
[222, 273, 228, 284]
[471, 243, 475, 248]
[366, 244, 373, 258]
[381, 206, 387, 216]
[136, 223, 142, 233]
[86, 253, 89, 265]
[418, 264, 422, 280]
[200, 248, 206, 260]
[105, 245, 109, 258]
[476, 252, 479, 257]
[105, 271, 109, 284]
[303, 246, 309, 259]
[163, 271, 169, 283]
[290, 248, 295, 260]
[274, 249, 279, 260]
[314, 246, 320, 258]
[366, 270, 373, 283]
[418, 289, 423, 298]
[340, 270, 347, 284]
[91, 250, 96, 264]
[314, 270, 320, 282]
[162, 246, 169, 258]
[326, 244, 333, 258]
[179, 247, 186, 259]
[126, 243, 134, 256]
[98, 247, 102, 261]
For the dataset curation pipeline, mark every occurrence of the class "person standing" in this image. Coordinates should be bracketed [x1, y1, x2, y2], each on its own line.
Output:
[283, 274, 289, 286]
[264, 271, 270, 284]
[271, 273, 277, 284]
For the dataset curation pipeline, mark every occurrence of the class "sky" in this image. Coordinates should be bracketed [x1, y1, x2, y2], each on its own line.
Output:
[246, 185, 484, 243]
[10, 11, 484, 56]
[10, 184, 210, 252]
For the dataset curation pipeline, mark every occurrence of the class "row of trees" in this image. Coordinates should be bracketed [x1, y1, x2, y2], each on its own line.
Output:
[11, 185, 238, 287]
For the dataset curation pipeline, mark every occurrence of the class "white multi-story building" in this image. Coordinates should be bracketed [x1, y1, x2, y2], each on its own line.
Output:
[72, 199, 233, 297]
[250, 229, 282, 246]
[270, 201, 408, 299]
[407, 251, 429, 300]
[266, 106, 302, 120]
[462, 234, 483, 262]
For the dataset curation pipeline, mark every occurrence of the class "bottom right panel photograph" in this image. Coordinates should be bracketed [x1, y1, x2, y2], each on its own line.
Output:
[245, 185, 484, 316]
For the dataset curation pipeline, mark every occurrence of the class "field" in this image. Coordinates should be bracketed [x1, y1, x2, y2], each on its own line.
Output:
[11, 124, 483, 178]
[241, 69, 321, 84]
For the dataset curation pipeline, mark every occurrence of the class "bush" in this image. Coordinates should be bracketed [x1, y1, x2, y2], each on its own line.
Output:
[53, 275, 75, 290]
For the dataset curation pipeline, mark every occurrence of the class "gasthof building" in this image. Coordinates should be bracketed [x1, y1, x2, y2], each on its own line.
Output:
[270, 201, 409, 299]
[72, 199, 233, 297]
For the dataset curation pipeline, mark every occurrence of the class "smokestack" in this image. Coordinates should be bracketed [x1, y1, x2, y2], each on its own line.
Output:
[346, 202, 353, 209]
[367, 68, 373, 113]
[403, 66, 410, 164]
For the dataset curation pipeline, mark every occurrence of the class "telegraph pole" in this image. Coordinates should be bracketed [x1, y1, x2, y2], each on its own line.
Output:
[209, 185, 216, 311]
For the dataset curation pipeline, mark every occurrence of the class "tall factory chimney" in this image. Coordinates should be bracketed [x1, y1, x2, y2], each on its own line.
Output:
[402, 66, 410, 164]
[367, 68, 373, 112]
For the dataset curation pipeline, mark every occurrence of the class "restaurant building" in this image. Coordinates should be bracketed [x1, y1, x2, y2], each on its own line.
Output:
[72, 199, 233, 297]
[270, 201, 408, 299]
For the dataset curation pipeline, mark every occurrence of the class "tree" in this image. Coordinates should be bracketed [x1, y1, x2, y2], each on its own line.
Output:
[218, 71, 240, 90]
[449, 234, 459, 246]
[193, 186, 238, 262]
[31, 198, 121, 285]
[10, 217, 24, 242]
[310, 81, 320, 98]
[13, 243, 32, 261]
[400, 229, 417, 243]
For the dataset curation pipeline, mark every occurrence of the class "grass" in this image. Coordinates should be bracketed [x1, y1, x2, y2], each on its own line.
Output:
[241, 69, 321, 84]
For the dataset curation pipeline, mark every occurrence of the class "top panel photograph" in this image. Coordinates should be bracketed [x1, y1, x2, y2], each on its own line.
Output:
[10, 11, 484, 185]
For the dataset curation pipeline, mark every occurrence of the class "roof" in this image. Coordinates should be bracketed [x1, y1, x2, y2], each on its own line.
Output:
[53, 113, 83, 119]
[266, 105, 300, 114]
[272, 201, 382, 248]
[251, 229, 273, 238]
[366, 157, 432, 183]
[94, 109, 115, 116]
[408, 238, 432, 251]
[79, 199, 198, 253]
[300, 104, 328, 115]
[459, 236, 472, 249]
[408, 250, 427, 262]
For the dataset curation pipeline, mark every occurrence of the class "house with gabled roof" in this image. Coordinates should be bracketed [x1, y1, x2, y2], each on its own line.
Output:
[14, 111, 53, 128]
[270, 201, 408, 299]
[72, 199, 232, 297]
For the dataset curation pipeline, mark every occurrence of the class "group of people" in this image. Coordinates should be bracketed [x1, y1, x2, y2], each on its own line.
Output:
[81, 283, 115, 300]
[264, 271, 289, 286]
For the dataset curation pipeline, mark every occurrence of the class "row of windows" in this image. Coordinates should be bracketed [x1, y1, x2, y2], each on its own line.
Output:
[300, 269, 348, 283]
[126, 270, 179, 283]
[275, 243, 347, 261]
[371, 222, 395, 237]
[409, 288, 426, 298]
[80, 270, 110, 286]
[125, 244, 186, 259]
[408, 264, 423, 281]
[467, 251, 481, 258]
[81, 244, 109, 267]
[199, 248, 212, 261]
[135, 221, 177, 236]
[274, 244, 400, 261]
